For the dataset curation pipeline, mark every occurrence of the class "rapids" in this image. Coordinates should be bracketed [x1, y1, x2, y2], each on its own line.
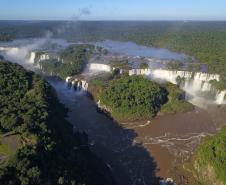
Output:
[1, 38, 226, 184]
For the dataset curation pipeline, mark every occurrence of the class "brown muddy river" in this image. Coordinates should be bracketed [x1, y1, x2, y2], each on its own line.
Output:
[48, 78, 226, 185]
[1, 38, 225, 184]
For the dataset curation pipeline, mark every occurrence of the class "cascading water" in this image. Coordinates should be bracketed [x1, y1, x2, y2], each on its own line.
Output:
[89, 63, 112, 72]
[0, 46, 38, 68]
[66, 77, 88, 92]
[201, 82, 212, 92]
[147, 69, 220, 84]
[129, 69, 151, 76]
[0, 47, 20, 55]
[216, 90, 226, 104]
[86, 65, 226, 105]
[29, 51, 36, 63]
[129, 68, 225, 105]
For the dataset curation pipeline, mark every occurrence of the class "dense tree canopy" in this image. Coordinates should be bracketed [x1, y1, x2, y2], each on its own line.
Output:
[89, 74, 193, 122]
[194, 127, 226, 184]
[99, 75, 168, 121]
[39, 44, 94, 79]
[161, 83, 194, 113]
[2, 21, 226, 79]
[0, 61, 114, 185]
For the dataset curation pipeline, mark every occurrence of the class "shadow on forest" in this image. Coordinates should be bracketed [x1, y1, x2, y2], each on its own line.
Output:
[49, 79, 160, 185]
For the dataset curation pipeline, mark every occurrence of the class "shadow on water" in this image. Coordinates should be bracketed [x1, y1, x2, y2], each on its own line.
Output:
[48, 77, 159, 185]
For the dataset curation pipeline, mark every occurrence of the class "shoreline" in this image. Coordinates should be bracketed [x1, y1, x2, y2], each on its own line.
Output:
[46, 67, 226, 184]
[82, 87, 216, 181]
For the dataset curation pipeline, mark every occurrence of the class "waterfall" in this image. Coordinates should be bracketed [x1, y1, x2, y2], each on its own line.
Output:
[89, 63, 112, 72]
[216, 90, 226, 104]
[39, 54, 50, 61]
[0, 47, 19, 54]
[29, 52, 36, 63]
[81, 80, 89, 91]
[183, 80, 203, 93]
[0, 46, 31, 64]
[66, 76, 73, 83]
[201, 82, 211, 91]
[1, 47, 22, 58]
[129, 68, 225, 105]
[66, 77, 88, 92]
[28, 51, 63, 64]
[129, 69, 151, 76]
[75, 80, 88, 91]
[148, 69, 220, 83]
[193, 72, 220, 81]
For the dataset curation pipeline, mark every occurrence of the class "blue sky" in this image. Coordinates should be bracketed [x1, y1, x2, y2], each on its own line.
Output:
[0, 0, 226, 20]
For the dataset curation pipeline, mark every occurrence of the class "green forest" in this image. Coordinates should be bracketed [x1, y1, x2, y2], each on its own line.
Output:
[1, 21, 226, 78]
[99, 75, 167, 121]
[161, 83, 194, 113]
[39, 44, 94, 79]
[0, 60, 114, 185]
[95, 75, 192, 122]
[194, 126, 226, 184]
[1, 21, 226, 184]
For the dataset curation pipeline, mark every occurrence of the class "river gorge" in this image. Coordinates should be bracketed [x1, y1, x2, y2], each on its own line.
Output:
[1, 39, 226, 184]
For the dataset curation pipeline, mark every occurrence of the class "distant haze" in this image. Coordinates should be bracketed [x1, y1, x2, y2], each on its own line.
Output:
[0, 0, 226, 20]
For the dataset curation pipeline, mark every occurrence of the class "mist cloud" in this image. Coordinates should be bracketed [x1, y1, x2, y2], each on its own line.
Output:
[79, 7, 91, 16]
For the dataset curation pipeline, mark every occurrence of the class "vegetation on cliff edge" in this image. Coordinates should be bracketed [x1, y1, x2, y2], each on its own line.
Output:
[0, 60, 114, 185]
[193, 126, 226, 185]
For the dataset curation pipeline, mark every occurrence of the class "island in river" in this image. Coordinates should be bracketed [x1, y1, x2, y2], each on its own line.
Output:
[1, 37, 226, 185]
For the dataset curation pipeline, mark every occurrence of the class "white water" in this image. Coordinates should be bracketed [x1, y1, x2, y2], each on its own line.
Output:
[66, 77, 88, 91]
[0, 46, 29, 63]
[89, 63, 112, 72]
[129, 68, 225, 105]
[0, 38, 51, 67]
[66, 76, 73, 83]
[129, 69, 151, 76]
[1, 39, 225, 105]
[86, 65, 226, 105]
[39, 53, 50, 61]
[28, 51, 63, 65]
[0, 38, 69, 67]
[29, 51, 36, 63]
[0, 47, 19, 53]
[148, 69, 220, 83]
[216, 90, 226, 104]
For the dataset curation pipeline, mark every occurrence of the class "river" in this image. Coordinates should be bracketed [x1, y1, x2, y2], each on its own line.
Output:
[95, 40, 187, 61]
[48, 78, 159, 185]
[1, 38, 226, 184]
[48, 78, 226, 185]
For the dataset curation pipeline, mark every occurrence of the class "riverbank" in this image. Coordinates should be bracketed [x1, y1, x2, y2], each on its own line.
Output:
[120, 107, 215, 178]
[47, 78, 226, 185]
[2, 36, 226, 184]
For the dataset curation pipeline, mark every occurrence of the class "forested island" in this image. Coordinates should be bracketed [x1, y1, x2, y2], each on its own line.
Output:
[0, 60, 114, 185]
[89, 75, 193, 122]
[39, 44, 94, 79]
[1, 21, 226, 185]
[2, 21, 226, 81]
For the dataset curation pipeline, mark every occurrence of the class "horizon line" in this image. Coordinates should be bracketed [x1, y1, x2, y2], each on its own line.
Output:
[0, 19, 226, 22]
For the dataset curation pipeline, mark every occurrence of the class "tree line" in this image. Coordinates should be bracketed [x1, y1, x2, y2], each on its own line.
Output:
[0, 60, 114, 185]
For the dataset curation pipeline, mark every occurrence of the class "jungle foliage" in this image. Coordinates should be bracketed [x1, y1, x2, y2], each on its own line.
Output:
[39, 44, 94, 79]
[0, 61, 114, 185]
[194, 127, 226, 184]
[99, 75, 168, 121]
